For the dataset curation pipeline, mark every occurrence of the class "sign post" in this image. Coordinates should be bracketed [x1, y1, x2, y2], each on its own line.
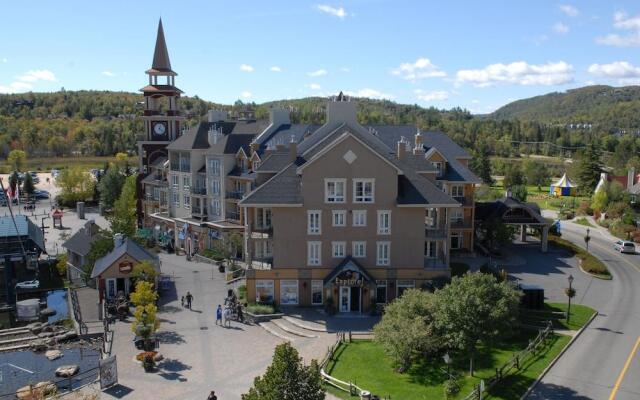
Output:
[99, 356, 118, 389]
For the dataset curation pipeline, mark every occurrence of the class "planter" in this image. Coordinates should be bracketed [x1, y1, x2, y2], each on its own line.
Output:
[244, 311, 284, 324]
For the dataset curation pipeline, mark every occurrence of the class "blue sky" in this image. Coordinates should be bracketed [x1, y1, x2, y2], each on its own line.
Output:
[1, 1, 640, 113]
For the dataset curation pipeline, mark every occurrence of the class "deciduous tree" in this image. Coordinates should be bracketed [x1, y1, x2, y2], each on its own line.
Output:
[98, 167, 125, 209]
[7, 149, 26, 171]
[109, 175, 137, 237]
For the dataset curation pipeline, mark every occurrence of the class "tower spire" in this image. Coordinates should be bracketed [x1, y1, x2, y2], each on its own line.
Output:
[150, 18, 174, 74]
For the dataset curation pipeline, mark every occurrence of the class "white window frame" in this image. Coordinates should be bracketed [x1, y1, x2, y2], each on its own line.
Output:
[255, 280, 274, 303]
[311, 280, 323, 305]
[183, 175, 191, 190]
[397, 280, 415, 297]
[332, 241, 346, 258]
[172, 192, 179, 206]
[451, 232, 463, 249]
[171, 174, 179, 188]
[352, 210, 367, 227]
[211, 179, 220, 195]
[307, 210, 321, 235]
[280, 280, 299, 305]
[332, 210, 346, 227]
[377, 210, 391, 235]
[307, 241, 321, 266]
[376, 241, 391, 266]
[431, 162, 444, 177]
[353, 179, 375, 203]
[183, 195, 191, 209]
[451, 185, 464, 197]
[208, 158, 221, 176]
[352, 241, 366, 258]
[425, 240, 438, 258]
[211, 199, 220, 216]
[325, 178, 346, 203]
[450, 209, 463, 223]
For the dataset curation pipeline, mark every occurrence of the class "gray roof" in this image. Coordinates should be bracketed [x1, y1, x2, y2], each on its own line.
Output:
[367, 126, 472, 159]
[240, 163, 302, 205]
[167, 120, 266, 152]
[475, 198, 548, 225]
[256, 153, 292, 173]
[260, 124, 322, 151]
[0, 215, 46, 252]
[62, 221, 101, 256]
[91, 238, 159, 278]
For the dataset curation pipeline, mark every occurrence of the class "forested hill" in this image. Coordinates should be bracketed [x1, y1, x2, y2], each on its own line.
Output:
[490, 85, 640, 131]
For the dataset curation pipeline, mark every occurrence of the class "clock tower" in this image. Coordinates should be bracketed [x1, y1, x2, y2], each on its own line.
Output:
[138, 18, 184, 172]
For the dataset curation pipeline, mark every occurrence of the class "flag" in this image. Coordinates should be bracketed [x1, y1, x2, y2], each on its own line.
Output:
[6, 186, 12, 200]
[14, 184, 19, 201]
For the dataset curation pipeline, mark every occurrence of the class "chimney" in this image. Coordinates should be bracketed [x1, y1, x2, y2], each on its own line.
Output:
[114, 233, 125, 248]
[289, 136, 297, 163]
[326, 91, 357, 125]
[415, 129, 423, 148]
[207, 110, 227, 122]
[208, 126, 222, 147]
[269, 108, 290, 126]
[628, 167, 636, 189]
[397, 140, 406, 160]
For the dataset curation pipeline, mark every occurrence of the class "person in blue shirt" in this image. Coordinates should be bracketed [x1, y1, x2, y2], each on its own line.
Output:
[216, 305, 222, 326]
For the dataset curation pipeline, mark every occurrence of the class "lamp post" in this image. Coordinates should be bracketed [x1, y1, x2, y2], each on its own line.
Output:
[443, 352, 453, 378]
[584, 228, 591, 252]
[566, 275, 574, 324]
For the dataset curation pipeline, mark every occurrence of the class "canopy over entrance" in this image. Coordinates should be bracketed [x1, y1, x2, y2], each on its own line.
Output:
[323, 256, 375, 287]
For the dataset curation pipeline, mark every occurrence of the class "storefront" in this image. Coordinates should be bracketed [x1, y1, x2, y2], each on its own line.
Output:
[324, 258, 375, 314]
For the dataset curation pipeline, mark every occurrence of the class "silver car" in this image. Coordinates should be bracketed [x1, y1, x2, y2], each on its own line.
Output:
[614, 240, 636, 254]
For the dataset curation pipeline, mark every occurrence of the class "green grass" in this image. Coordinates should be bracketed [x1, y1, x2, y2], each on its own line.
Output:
[325, 333, 570, 400]
[574, 217, 593, 227]
[545, 303, 596, 331]
[548, 236, 612, 279]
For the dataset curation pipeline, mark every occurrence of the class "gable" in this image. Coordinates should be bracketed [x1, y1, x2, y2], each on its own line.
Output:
[425, 148, 447, 163]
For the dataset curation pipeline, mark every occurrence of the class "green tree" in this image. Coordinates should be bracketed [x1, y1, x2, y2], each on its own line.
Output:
[242, 342, 324, 400]
[471, 145, 494, 186]
[98, 167, 125, 209]
[432, 273, 521, 376]
[576, 143, 602, 195]
[56, 167, 95, 205]
[503, 163, 525, 189]
[130, 281, 160, 338]
[132, 260, 158, 284]
[22, 173, 35, 200]
[56, 253, 68, 277]
[109, 175, 137, 237]
[86, 231, 114, 279]
[591, 186, 609, 212]
[523, 159, 550, 191]
[511, 184, 528, 202]
[8, 171, 19, 195]
[7, 149, 27, 171]
[373, 289, 439, 372]
[477, 217, 515, 252]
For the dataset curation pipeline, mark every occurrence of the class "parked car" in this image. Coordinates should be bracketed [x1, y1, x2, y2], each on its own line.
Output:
[15, 280, 39, 289]
[51, 169, 60, 179]
[34, 189, 50, 199]
[614, 240, 636, 254]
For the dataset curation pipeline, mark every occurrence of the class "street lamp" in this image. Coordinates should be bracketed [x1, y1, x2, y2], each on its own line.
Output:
[443, 352, 453, 378]
[566, 275, 575, 323]
[584, 228, 591, 252]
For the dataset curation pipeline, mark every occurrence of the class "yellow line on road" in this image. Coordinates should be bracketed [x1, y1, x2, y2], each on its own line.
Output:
[609, 336, 640, 400]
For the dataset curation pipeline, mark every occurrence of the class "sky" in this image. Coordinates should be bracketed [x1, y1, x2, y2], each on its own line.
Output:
[1, 0, 640, 113]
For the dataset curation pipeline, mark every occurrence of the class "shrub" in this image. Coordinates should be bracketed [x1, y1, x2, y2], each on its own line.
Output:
[246, 303, 276, 315]
[450, 262, 470, 277]
[136, 351, 157, 361]
[577, 201, 593, 216]
[238, 285, 247, 301]
[444, 378, 461, 399]
[606, 201, 629, 219]
[56, 253, 68, 277]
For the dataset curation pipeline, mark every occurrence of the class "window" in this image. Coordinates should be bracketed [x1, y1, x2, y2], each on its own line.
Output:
[332, 242, 346, 258]
[211, 179, 220, 195]
[451, 232, 463, 249]
[425, 241, 437, 258]
[153, 187, 160, 201]
[376, 241, 390, 266]
[208, 158, 220, 175]
[332, 210, 346, 227]
[353, 179, 374, 203]
[280, 280, 299, 305]
[211, 199, 220, 216]
[256, 280, 274, 303]
[431, 162, 443, 177]
[353, 210, 367, 227]
[325, 179, 346, 203]
[397, 280, 415, 298]
[307, 210, 321, 234]
[172, 192, 179, 206]
[451, 185, 464, 197]
[171, 175, 179, 188]
[376, 280, 387, 304]
[377, 210, 391, 234]
[307, 241, 321, 266]
[253, 160, 261, 170]
[311, 280, 323, 305]
[107, 279, 116, 299]
[450, 209, 463, 223]
[183, 176, 190, 190]
[353, 241, 366, 258]
[183, 195, 191, 209]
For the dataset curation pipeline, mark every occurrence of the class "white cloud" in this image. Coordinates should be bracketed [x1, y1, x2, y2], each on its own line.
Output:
[391, 58, 446, 82]
[269, 66, 282, 72]
[597, 12, 640, 47]
[240, 64, 254, 72]
[0, 69, 57, 94]
[414, 89, 448, 102]
[340, 67, 350, 72]
[317, 4, 347, 19]
[456, 61, 574, 87]
[308, 83, 322, 90]
[0, 81, 32, 93]
[308, 69, 327, 77]
[241, 91, 252, 98]
[588, 61, 640, 84]
[344, 88, 394, 100]
[553, 22, 570, 34]
[102, 70, 116, 77]
[559, 4, 579, 17]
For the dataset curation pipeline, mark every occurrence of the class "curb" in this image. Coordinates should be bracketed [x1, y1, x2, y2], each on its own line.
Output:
[258, 321, 296, 342]
[578, 259, 612, 281]
[520, 310, 599, 399]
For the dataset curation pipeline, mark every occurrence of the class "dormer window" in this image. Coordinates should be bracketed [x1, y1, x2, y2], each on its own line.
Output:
[431, 162, 444, 177]
[253, 160, 261, 171]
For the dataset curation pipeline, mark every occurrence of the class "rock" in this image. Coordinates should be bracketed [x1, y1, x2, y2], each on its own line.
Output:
[45, 338, 56, 346]
[27, 322, 42, 334]
[65, 331, 78, 340]
[38, 331, 54, 338]
[153, 353, 163, 362]
[30, 341, 47, 352]
[41, 308, 57, 317]
[16, 385, 34, 400]
[42, 325, 55, 333]
[55, 365, 79, 378]
[45, 350, 62, 360]
[54, 334, 67, 342]
[34, 381, 56, 396]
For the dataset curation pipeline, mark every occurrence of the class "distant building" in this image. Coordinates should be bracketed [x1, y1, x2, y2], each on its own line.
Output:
[62, 219, 101, 285]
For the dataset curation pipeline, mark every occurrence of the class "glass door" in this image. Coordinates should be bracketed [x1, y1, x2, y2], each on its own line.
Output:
[339, 286, 350, 312]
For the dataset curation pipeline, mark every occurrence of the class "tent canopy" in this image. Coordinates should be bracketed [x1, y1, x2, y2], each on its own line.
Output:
[551, 173, 577, 188]
[550, 173, 578, 196]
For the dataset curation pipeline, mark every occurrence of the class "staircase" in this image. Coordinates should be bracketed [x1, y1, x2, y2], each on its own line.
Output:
[259, 315, 325, 341]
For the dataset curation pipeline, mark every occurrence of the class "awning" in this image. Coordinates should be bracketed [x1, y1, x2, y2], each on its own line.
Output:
[323, 256, 375, 286]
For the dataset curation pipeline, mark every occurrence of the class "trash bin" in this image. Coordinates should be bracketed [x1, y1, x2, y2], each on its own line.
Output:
[360, 391, 371, 400]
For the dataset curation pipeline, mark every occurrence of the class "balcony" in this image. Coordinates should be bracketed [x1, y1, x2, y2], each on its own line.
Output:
[192, 207, 208, 218]
[191, 187, 207, 196]
[450, 219, 473, 229]
[424, 257, 447, 269]
[425, 227, 447, 239]
[226, 191, 245, 200]
[251, 226, 273, 239]
[453, 196, 473, 207]
[252, 257, 273, 270]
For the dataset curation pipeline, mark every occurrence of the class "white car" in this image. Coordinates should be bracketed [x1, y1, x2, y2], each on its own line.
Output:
[16, 280, 39, 289]
[614, 240, 636, 254]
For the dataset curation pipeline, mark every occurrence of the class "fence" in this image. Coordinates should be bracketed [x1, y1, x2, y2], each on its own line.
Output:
[461, 321, 554, 400]
[0, 366, 100, 399]
[319, 331, 371, 398]
[69, 287, 87, 335]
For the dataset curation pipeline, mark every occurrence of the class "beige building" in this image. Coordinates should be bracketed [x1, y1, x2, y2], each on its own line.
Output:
[240, 95, 480, 313]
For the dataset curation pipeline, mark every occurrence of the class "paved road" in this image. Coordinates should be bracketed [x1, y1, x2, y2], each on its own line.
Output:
[527, 220, 640, 400]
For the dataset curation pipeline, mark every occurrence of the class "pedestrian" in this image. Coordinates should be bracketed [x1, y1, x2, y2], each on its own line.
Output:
[216, 305, 222, 326]
[236, 302, 244, 323]
[186, 291, 193, 309]
[181, 296, 185, 307]
[207, 391, 217, 400]
[223, 307, 231, 327]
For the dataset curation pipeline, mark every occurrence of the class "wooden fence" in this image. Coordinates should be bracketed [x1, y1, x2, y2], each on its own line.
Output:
[319, 331, 370, 397]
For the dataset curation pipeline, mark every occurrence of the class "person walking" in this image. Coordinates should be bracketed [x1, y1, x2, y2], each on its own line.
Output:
[216, 305, 222, 326]
[185, 291, 193, 309]
[207, 390, 217, 400]
[236, 302, 244, 323]
[181, 296, 185, 307]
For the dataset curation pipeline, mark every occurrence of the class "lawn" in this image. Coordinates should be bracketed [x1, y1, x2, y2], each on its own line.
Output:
[520, 303, 596, 331]
[474, 182, 590, 213]
[574, 217, 593, 227]
[325, 332, 570, 400]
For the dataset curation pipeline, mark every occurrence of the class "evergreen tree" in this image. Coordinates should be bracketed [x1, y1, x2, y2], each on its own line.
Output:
[576, 143, 602, 195]
[109, 175, 137, 237]
[471, 145, 494, 185]
[242, 342, 325, 400]
[9, 171, 19, 193]
[22, 173, 35, 199]
[503, 164, 525, 189]
[98, 167, 125, 209]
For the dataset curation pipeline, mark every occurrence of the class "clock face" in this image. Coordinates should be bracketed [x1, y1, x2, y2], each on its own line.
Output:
[153, 122, 167, 136]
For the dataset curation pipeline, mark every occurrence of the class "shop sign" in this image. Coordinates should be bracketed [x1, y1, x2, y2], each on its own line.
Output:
[119, 261, 133, 274]
[99, 355, 118, 389]
[335, 270, 364, 287]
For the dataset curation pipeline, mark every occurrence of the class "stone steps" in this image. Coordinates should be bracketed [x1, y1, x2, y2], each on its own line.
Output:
[272, 318, 318, 338]
[283, 316, 327, 333]
[258, 321, 296, 342]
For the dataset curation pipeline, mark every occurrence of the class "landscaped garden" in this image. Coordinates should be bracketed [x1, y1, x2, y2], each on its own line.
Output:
[548, 235, 611, 279]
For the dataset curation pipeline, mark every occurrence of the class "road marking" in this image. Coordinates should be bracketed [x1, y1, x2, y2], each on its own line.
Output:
[608, 336, 640, 400]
